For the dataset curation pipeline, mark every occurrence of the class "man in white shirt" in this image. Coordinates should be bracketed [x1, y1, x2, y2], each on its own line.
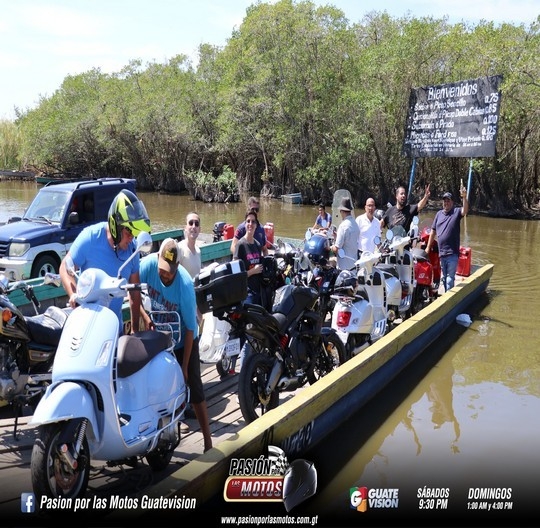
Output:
[356, 197, 381, 254]
[331, 197, 360, 270]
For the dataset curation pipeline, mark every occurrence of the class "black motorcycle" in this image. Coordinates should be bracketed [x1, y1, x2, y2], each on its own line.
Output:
[0, 273, 70, 437]
[228, 281, 346, 424]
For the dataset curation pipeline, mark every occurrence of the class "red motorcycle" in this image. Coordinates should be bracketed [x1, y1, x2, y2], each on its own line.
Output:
[412, 225, 441, 310]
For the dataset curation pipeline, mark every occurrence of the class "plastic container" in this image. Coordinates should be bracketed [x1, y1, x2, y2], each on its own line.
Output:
[223, 223, 235, 240]
[457, 246, 472, 277]
[194, 260, 247, 313]
[264, 222, 274, 247]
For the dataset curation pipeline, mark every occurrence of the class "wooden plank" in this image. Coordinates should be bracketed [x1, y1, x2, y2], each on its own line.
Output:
[200, 239, 232, 262]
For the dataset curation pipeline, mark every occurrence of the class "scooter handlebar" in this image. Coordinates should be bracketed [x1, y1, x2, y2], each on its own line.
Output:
[124, 283, 148, 294]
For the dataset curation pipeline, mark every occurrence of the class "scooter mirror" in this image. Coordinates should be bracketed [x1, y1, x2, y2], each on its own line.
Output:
[374, 235, 381, 246]
[136, 231, 153, 253]
[412, 216, 419, 226]
[337, 248, 345, 258]
[305, 228, 312, 241]
[117, 232, 153, 279]
[386, 230, 394, 242]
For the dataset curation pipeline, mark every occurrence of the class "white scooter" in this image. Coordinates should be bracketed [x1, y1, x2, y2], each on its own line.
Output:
[30, 232, 188, 500]
[330, 248, 388, 358]
[379, 217, 419, 320]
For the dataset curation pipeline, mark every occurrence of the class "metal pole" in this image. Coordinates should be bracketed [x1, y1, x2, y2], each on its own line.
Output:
[407, 158, 417, 200]
[466, 158, 473, 200]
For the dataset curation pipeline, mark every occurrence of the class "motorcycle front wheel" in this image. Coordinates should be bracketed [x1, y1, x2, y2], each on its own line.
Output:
[308, 333, 347, 384]
[238, 353, 279, 424]
[146, 443, 174, 471]
[31, 422, 90, 500]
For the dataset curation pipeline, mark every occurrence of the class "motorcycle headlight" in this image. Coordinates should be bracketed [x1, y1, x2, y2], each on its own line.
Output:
[9, 242, 30, 257]
[76, 269, 96, 300]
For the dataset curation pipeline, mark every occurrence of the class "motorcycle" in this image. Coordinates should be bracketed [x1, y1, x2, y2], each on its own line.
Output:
[198, 253, 282, 379]
[301, 230, 339, 322]
[228, 280, 346, 424]
[330, 248, 388, 358]
[30, 232, 188, 500]
[0, 272, 69, 438]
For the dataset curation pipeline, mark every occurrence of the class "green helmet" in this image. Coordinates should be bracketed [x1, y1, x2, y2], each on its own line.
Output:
[108, 190, 151, 245]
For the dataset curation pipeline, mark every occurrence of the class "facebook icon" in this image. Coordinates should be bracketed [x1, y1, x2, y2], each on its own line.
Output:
[21, 492, 35, 513]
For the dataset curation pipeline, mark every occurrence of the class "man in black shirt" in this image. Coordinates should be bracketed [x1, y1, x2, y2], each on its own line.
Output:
[381, 184, 431, 233]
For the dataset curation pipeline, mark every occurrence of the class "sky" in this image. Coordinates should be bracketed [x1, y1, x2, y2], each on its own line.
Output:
[0, 0, 538, 120]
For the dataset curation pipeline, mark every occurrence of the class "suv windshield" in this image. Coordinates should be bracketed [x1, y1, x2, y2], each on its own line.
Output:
[24, 190, 71, 223]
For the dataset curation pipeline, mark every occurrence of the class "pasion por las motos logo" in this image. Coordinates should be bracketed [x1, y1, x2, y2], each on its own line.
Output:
[223, 446, 317, 512]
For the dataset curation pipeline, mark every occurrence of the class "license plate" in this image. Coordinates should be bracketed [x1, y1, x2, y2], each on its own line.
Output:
[224, 338, 240, 357]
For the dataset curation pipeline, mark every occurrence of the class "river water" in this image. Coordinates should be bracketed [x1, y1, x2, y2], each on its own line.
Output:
[1, 181, 538, 524]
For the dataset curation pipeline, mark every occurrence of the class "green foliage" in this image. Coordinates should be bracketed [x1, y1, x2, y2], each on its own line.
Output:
[11, 1, 540, 214]
[0, 120, 23, 169]
[184, 165, 239, 203]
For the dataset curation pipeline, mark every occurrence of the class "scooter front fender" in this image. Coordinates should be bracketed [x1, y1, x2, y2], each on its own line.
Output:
[30, 381, 99, 440]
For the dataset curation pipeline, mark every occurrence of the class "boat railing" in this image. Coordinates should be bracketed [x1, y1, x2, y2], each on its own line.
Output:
[11, 229, 233, 316]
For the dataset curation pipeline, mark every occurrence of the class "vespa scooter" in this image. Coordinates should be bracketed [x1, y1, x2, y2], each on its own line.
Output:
[30, 232, 188, 500]
[330, 248, 388, 358]
[379, 217, 419, 320]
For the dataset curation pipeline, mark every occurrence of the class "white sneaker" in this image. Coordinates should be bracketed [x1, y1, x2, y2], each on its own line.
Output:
[180, 421, 190, 433]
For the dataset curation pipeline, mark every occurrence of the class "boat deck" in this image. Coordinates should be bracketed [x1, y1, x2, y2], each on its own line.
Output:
[0, 361, 300, 500]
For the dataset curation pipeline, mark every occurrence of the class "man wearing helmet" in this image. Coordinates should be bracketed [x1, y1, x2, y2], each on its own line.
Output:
[59, 190, 151, 335]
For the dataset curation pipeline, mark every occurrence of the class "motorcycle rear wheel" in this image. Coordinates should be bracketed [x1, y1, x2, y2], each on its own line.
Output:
[31, 422, 90, 500]
[238, 353, 279, 424]
[411, 286, 427, 315]
[308, 333, 346, 384]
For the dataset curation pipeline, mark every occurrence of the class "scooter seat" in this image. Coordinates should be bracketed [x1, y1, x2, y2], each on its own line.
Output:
[117, 330, 172, 378]
[25, 306, 73, 346]
[411, 248, 429, 261]
[378, 264, 399, 278]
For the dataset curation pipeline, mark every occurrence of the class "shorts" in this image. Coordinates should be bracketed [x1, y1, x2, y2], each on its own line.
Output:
[174, 337, 206, 404]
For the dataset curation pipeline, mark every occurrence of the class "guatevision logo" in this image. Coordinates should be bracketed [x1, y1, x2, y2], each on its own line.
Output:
[350, 486, 399, 512]
[350, 487, 368, 512]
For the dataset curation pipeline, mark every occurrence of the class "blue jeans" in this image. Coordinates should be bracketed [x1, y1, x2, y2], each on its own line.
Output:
[440, 253, 459, 292]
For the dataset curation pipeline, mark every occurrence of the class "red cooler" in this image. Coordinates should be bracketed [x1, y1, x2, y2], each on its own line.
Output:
[457, 246, 472, 276]
[223, 223, 235, 240]
[264, 222, 274, 248]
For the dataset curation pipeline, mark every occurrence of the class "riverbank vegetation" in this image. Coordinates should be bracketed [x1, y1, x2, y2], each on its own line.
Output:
[3, 0, 540, 217]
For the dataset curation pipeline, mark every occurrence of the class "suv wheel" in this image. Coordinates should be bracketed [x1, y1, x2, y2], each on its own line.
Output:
[32, 255, 59, 279]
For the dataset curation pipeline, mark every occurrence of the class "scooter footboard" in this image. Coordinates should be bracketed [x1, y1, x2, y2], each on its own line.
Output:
[30, 381, 99, 438]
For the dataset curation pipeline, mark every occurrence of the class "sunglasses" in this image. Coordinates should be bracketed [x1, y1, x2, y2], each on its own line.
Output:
[188, 220, 200, 227]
